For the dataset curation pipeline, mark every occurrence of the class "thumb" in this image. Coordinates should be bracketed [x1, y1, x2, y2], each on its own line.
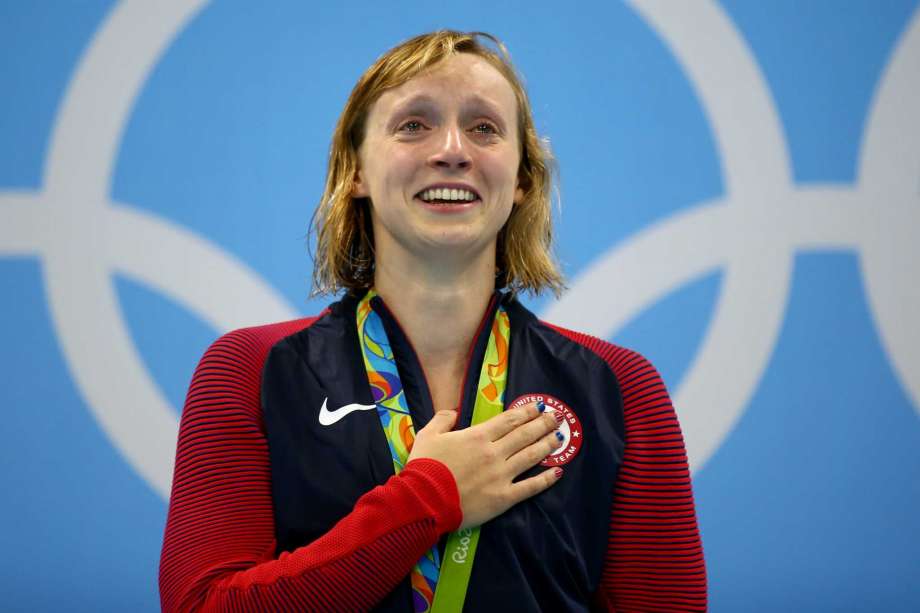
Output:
[423, 409, 458, 435]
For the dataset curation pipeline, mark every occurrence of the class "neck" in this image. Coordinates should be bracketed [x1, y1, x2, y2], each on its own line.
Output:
[374, 248, 496, 368]
[373, 246, 496, 413]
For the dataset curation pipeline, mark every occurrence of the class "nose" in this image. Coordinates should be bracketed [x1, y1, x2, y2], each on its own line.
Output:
[428, 124, 472, 171]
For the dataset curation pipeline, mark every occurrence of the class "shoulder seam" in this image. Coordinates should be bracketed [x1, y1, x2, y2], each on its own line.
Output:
[538, 320, 646, 373]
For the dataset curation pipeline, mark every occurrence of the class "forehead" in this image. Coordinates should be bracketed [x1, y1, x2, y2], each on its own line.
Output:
[369, 53, 518, 120]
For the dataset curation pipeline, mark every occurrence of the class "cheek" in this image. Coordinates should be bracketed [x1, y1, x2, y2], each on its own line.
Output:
[382, 147, 416, 174]
[361, 142, 412, 187]
[487, 151, 523, 193]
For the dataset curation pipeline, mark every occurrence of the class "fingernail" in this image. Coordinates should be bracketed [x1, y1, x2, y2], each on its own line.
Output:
[536, 400, 545, 412]
[554, 411, 564, 424]
[555, 431, 564, 442]
[554, 467, 564, 478]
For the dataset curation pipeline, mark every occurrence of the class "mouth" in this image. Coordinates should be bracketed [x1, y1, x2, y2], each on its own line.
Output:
[414, 185, 482, 207]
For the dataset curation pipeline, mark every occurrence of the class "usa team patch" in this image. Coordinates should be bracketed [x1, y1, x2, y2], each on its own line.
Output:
[508, 393, 584, 466]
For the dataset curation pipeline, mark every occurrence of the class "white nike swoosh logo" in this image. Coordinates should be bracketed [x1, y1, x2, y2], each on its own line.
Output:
[318, 397, 377, 426]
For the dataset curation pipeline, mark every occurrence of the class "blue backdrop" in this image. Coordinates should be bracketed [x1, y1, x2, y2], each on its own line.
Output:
[2, 1, 918, 610]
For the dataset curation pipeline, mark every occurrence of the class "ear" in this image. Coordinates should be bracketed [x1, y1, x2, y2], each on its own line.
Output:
[513, 180, 525, 205]
[352, 167, 369, 198]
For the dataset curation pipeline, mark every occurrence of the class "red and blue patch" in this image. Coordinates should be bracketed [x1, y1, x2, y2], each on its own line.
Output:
[508, 393, 584, 466]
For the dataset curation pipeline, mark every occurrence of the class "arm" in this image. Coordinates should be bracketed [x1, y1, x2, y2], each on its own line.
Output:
[158, 326, 461, 612]
[598, 347, 707, 612]
[542, 324, 707, 612]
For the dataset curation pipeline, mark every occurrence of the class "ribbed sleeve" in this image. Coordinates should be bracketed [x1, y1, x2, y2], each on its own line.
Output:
[545, 324, 708, 612]
[158, 322, 462, 613]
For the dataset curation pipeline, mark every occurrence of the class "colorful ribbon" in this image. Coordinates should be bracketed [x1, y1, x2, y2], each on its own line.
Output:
[357, 290, 510, 612]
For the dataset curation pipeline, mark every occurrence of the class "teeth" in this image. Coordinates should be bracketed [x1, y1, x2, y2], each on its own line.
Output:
[419, 188, 477, 203]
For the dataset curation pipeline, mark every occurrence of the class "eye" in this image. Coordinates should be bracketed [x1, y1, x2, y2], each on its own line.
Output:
[398, 120, 425, 133]
[472, 122, 498, 135]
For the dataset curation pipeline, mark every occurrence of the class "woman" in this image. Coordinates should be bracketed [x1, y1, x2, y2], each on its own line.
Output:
[159, 31, 706, 612]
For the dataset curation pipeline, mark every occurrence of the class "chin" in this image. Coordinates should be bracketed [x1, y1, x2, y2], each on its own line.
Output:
[418, 228, 495, 255]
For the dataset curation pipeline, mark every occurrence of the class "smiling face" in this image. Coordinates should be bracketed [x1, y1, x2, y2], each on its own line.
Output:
[353, 53, 523, 266]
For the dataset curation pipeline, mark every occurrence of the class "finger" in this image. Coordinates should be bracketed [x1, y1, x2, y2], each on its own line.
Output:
[419, 409, 458, 436]
[494, 409, 560, 458]
[506, 429, 564, 475]
[477, 401, 541, 442]
[507, 466, 564, 505]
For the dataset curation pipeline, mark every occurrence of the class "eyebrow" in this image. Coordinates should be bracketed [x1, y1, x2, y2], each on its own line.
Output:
[463, 96, 509, 130]
[386, 93, 511, 130]
[387, 95, 439, 120]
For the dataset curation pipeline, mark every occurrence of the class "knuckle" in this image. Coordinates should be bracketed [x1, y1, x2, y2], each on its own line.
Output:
[519, 482, 535, 501]
[527, 478, 543, 497]
[496, 488, 513, 508]
[529, 446, 544, 465]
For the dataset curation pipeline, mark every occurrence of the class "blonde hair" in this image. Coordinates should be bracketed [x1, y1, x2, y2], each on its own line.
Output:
[311, 30, 564, 297]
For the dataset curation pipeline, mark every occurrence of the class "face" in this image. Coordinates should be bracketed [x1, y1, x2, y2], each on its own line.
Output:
[353, 53, 523, 264]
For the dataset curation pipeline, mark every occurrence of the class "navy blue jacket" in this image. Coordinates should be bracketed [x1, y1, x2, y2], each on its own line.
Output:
[261, 291, 626, 611]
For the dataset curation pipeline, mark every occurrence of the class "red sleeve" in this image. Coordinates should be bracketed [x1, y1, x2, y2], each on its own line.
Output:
[545, 326, 707, 612]
[158, 323, 462, 613]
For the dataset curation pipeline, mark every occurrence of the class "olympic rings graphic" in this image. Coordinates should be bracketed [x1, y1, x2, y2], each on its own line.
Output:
[547, 1, 920, 471]
[0, 0, 917, 498]
[0, 1, 299, 498]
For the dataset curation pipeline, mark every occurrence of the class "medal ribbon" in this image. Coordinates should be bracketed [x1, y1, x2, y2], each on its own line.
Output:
[357, 290, 510, 613]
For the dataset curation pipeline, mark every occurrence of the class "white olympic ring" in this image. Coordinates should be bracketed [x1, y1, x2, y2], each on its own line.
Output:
[0, 0, 916, 498]
[0, 0, 299, 498]
[547, 1, 920, 471]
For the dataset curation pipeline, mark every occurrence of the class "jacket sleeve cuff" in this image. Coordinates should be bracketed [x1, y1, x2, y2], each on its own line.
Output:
[401, 458, 463, 533]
